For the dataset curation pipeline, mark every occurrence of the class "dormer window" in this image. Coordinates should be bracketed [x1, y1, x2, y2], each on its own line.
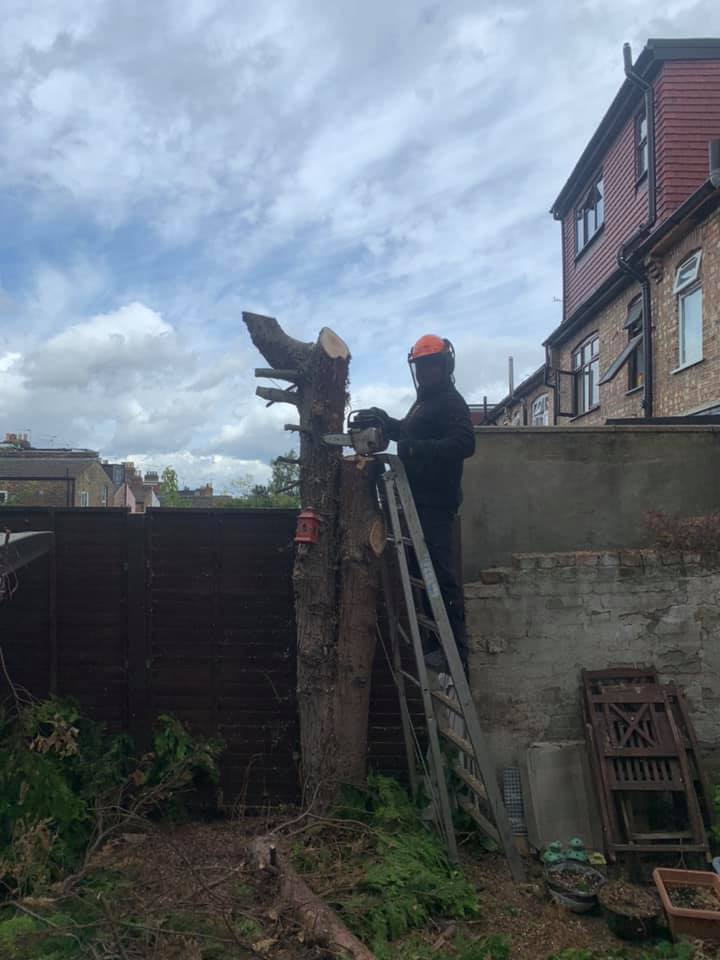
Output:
[575, 176, 604, 255]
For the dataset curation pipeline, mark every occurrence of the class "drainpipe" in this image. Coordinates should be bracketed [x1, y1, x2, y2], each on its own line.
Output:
[618, 43, 658, 417]
[623, 43, 656, 225]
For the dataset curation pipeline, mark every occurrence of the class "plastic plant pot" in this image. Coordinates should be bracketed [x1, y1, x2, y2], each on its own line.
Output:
[545, 860, 606, 913]
[653, 867, 720, 942]
[598, 881, 659, 941]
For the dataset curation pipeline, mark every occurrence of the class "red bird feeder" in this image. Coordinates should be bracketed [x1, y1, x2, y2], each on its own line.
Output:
[295, 508, 320, 544]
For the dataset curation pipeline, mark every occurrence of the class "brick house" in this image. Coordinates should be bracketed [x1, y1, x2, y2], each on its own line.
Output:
[542, 38, 720, 425]
[479, 365, 554, 426]
[0, 448, 112, 507]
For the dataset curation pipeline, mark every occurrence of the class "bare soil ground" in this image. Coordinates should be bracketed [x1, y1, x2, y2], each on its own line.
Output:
[88, 821, 662, 959]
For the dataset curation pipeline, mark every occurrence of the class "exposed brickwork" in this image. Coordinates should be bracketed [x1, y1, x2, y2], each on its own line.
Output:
[494, 382, 554, 426]
[651, 208, 720, 415]
[0, 479, 72, 507]
[551, 283, 645, 424]
[75, 462, 113, 507]
[466, 549, 720, 769]
[0, 462, 112, 507]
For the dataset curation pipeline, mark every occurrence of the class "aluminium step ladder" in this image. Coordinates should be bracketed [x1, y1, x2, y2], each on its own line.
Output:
[377, 454, 525, 882]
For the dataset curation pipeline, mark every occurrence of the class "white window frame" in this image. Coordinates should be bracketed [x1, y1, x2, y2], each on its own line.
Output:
[573, 333, 600, 415]
[575, 176, 605, 254]
[673, 251, 702, 294]
[79, 491, 90, 508]
[678, 286, 703, 369]
[636, 108, 648, 179]
[0, 491, 8, 504]
[531, 394, 549, 426]
[101, 486, 108, 506]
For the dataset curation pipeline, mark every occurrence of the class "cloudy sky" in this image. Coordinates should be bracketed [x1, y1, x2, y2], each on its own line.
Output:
[2, 0, 719, 490]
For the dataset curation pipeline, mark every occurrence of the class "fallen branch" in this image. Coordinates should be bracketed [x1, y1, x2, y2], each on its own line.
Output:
[248, 835, 376, 960]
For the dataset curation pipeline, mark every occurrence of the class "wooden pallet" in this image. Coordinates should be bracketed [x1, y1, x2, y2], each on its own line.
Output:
[582, 668, 711, 859]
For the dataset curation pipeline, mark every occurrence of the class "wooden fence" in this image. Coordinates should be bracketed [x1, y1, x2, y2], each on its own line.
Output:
[0, 508, 409, 807]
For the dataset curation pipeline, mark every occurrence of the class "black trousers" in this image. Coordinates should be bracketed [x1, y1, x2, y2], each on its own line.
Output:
[416, 505, 469, 667]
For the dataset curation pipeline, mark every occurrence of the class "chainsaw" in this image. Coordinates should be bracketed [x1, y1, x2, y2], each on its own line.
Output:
[323, 410, 389, 456]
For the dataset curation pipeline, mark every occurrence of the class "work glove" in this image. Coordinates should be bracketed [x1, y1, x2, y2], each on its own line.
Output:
[364, 407, 389, 429]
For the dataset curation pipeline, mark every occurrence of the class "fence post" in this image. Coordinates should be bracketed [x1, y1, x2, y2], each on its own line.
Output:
[47, 509, 58, 696]
[127, 515, 149, 747]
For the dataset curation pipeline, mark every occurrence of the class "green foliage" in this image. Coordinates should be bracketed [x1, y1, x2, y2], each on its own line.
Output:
[307, 775, 480, 958]
[0, 699, 223, 895]
[396, 932, 510, 960]
[158, 465, 182, 506]
[228, 450, 300, 508]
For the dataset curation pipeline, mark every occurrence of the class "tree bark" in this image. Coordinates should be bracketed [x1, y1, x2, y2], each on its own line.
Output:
[334, 457, 385, 784]
[248, 836, 376, 960]
[244, 312, 373, 804]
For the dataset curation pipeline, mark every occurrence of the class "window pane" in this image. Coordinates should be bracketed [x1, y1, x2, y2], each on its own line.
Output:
[635, 340, 645, 386]
[573, 351, 582, 369]
[680, 288, 703, 365]
[590, 358, 599, 407]
[591, 336, 599, 357]
[595, 180, 604, 227]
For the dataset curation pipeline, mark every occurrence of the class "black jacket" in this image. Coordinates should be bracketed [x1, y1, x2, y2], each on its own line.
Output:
[386, 381, 475, 511]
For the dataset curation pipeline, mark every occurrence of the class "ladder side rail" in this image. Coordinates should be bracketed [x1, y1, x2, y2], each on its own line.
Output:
[387, 454, 526, 882]
[382, 470, 459, 863]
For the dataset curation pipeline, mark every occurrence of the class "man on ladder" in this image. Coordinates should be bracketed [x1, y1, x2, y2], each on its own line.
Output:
[369, 335, 475, 672]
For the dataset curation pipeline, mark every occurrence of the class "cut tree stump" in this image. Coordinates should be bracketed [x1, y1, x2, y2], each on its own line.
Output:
[244, 312, 381, 804]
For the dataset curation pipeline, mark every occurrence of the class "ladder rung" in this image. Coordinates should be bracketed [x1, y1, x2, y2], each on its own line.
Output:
[432, 688, 463, 717]
[388, 535, 413, 546]
[453, 761, 488, 802]
[439, 724, 475, 759]
[409, 576, 426, 591]
[457, 795, 500, 844]
[416, 614, 439, 634]
[400, 669, 421, 688]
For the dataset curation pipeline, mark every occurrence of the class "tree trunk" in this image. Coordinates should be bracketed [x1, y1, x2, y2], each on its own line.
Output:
[244, 312, 380, 804]
[334, 457, 385, 784]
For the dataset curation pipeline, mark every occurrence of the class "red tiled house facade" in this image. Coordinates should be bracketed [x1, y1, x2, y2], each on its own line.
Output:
[545, 39, 720, 424]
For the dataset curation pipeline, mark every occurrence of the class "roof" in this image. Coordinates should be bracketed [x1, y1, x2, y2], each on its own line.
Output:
[0, 458, 99, 479]
[544, 179, 720, 348]
[483, 364, 547, 423]
[551, 38, 720, 218]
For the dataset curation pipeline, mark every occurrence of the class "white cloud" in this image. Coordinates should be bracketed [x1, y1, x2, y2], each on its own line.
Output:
[3, 0, 720, 486]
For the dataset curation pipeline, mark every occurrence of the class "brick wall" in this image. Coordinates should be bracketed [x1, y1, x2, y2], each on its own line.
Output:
[75, 462, 113, 507]
[652, 208, 720, 415]
[0, 479, 72, 507]
[496, 383, 554, 426]
[466, 550, 720, 770]
[549, 206, 720, 423]
[552, 283, 644, 424]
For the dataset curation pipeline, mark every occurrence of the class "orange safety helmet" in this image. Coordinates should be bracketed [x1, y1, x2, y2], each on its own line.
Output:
[409, 334, 447, 361]
[407, 335, 455, 382]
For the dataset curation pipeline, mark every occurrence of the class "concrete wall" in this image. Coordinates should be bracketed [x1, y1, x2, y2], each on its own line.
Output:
[466, 549, 720, 770]
[461, 424, 720, 580]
